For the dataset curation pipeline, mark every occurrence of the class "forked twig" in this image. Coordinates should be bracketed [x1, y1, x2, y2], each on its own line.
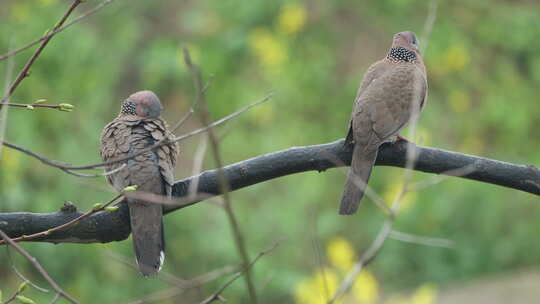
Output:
[0, 230, 79, 304]
[199, 242, 280, 304]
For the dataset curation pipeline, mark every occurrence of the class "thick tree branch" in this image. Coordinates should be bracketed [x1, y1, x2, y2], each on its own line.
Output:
[0, 139, 538, 244]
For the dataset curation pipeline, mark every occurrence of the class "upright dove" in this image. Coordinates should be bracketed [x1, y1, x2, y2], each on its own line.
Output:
[339, 31, 427, 215]
[100, 90, 179, 275]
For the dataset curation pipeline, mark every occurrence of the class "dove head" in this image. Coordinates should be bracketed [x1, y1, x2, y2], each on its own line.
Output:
[388, 31, 420, 62]
[121, 90, 163, 118]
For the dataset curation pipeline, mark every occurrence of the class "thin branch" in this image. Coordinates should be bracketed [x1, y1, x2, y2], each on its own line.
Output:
[171, 80, 212, 133]
[0, 230, 79, 304]
[0, 102, 72, 111]
[1, 0, 84, 103]
[199, 241, 280, 304]
[121, 264, 238, 304]
[420, 0, 439, 54]
[183, 47, 258, 304]
[0, 43, 14, 159]
[0, 0, 115, 61]
[3, 289, 21, 304]
[388, 230, 455, 248]
[12, 264, 50, 293]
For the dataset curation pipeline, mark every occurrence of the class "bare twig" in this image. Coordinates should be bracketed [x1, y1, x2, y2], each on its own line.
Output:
[420, 0, 439, 54]
[0, 0, 115, 61]
[0, 43, 14, 159]
[50, 293, 61, 304]
[3, 289, 21, 304]
[5, 241, 51, 293]
[183, 47, 259, 304]
[12, 264, 50, 293]
[171, 80, 212, 133]
[188, 136, 209, 200]
[199, 242, 280, 304]
[1, 0, 84, 104]
[121, 264, 239, 304]
[389, 230, 455, 248]
[124, 189, 214, 207]
[0, 230, 79, 304]
[0, 102, 73, 111]
[409, 162, 477, 191]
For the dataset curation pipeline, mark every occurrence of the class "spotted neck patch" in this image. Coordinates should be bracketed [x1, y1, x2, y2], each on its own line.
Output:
[387, 47, 417, 62]
[121, 100, 137, 115]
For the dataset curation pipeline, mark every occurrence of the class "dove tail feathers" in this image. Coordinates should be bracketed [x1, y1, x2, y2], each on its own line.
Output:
[128, 201, 165, 276]
[339, 146, 378, 215]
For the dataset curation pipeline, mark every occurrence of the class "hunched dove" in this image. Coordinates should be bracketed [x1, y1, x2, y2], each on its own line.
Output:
[100, 90, 179, 275]
[340, 31, 428, 215]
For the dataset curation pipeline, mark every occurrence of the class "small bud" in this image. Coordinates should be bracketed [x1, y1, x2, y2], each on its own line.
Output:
[34, 99, 47, 104]
[18, 281, 28, 293]
[123, 185, 139, 192]
[43, 29, 51, 37]
[105, 206, 119, 212]
[43, 230, 51, 235]
[26, 105, 34, 110]
[92, 203, 103, 211]
[58, 103, 74, 112]
[16, 295, 36, 304]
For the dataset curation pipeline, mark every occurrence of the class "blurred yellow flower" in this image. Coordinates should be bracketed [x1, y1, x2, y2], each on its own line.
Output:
[327, 237, 356, 272]
[442, 45, 469, 72]
[294, 268, 341, 304]
[352, 271, 379, 303]
[249, 28, 287, 70]
[448, 90, 471, 113]
[410, 284, 437, 304]
[278, 3, 307, 35]
[382, 180, 417, 212]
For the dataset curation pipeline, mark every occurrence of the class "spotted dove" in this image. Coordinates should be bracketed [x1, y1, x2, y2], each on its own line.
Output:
[100, 90, 179, 275]
[340, 31, 428, 215]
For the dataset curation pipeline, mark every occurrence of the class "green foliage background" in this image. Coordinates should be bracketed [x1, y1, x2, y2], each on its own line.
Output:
[1, 0, 539, 303]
